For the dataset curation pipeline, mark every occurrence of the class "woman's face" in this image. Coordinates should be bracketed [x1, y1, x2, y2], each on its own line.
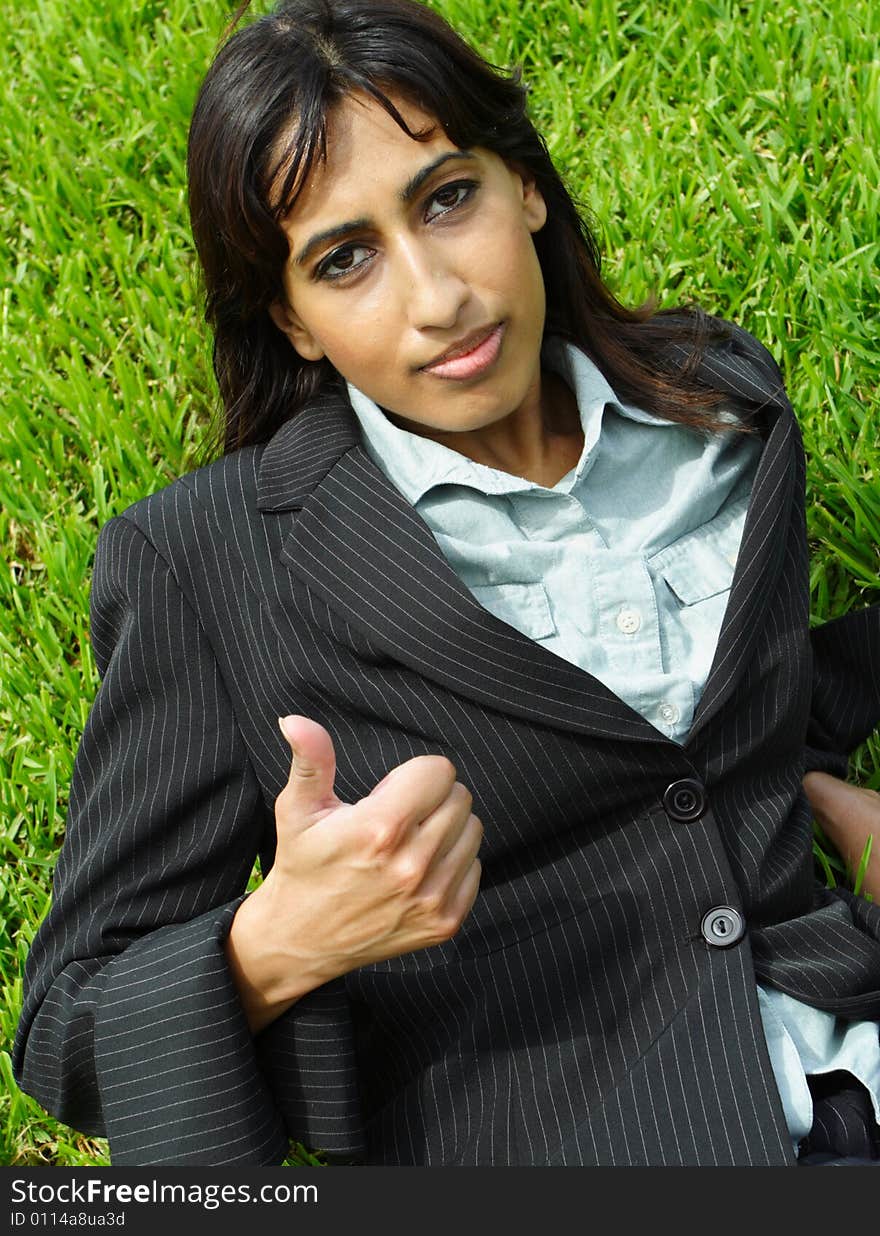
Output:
[270, 90, 549, 439]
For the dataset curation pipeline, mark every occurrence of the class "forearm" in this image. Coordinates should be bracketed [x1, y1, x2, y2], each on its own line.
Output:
[803, 770, 880, 901]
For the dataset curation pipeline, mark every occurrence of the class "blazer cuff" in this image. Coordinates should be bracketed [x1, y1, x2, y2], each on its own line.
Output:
[93, 897, 290, 1166]
[254, 977, 367, 1163]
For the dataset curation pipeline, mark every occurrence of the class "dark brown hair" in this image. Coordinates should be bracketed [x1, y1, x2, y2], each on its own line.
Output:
[188, 0, 747, 459]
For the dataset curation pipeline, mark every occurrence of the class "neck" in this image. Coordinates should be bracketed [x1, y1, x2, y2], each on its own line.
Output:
[392, 368, 584, 487]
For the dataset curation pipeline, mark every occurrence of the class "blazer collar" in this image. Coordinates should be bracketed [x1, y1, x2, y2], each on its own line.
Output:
[255, 334, 797, 744]
[257, 380, 361, 511]
[256, 325, 791, 514]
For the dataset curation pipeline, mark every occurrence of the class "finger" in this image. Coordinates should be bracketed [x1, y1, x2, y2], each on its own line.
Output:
[408, 782, 477, 865]
[277, 714, 339, 820]
[451, 855, 482, 922]
[427, 851, 483, 938]
[417, 808, 483, 893]
[357, 754, 459, 844]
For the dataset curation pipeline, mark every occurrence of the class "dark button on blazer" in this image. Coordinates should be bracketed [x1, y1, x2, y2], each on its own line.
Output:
[13, 323, 880, 1166]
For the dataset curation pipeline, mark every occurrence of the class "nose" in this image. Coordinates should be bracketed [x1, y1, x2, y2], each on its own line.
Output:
[396, 238, 469, 331]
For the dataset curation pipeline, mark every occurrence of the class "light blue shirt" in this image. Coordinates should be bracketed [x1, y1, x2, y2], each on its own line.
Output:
[351, 337, 757, 743]
[346, 338, 880, 1156]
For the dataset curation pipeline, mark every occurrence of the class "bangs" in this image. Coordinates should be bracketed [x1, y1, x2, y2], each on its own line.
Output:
[267, 79, 438, 221]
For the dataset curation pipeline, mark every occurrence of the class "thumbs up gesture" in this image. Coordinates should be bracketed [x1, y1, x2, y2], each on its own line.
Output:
[225, 716, 483, 1033]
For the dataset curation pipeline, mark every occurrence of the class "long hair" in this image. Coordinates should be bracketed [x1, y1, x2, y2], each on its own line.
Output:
[187, 0, 748, 459]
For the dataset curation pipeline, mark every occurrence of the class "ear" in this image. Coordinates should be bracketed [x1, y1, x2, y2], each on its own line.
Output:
[268, 299, 326, 362]
[508, 163, 547, 234]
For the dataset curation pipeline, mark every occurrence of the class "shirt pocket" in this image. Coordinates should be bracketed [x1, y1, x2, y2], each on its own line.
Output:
[648, 494, 748, 607]
[469, 581, 556, 640]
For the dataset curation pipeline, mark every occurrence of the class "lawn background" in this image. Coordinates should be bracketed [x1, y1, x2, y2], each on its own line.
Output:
[1, 0, 878, 1166]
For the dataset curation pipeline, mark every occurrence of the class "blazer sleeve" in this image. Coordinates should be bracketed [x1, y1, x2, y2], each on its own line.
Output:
[724, 321, 880, 778]
[804, 605, 880, 777]
[12, 515, 290, 1166]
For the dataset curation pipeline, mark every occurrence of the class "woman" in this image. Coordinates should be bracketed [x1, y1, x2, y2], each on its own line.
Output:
[13, 0, 880, 1166]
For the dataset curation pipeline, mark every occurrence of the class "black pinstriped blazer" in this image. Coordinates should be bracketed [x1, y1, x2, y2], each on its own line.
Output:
[14, 323, 880, 1166]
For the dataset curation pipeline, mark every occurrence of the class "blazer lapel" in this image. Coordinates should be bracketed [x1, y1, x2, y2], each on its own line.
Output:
[678, 329, 799, 744]
[257, 385, 660, 741]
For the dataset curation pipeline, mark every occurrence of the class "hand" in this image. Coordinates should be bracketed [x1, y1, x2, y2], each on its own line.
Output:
[803, 770, 880, 901]
[226, 715, 483, 1032]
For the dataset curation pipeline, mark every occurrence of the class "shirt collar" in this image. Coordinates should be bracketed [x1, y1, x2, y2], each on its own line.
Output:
[346, 337, 673, 505]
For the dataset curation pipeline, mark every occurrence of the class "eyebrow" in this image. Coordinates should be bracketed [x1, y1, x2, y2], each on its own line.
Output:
[292, 149, 476, 268]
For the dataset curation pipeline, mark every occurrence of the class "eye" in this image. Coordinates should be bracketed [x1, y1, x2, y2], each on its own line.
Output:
[424, 180, 477, 221]
[315, 243, 375, 281]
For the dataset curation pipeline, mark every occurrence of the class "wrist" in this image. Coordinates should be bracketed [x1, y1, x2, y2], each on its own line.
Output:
[224, 882, 339, 1034]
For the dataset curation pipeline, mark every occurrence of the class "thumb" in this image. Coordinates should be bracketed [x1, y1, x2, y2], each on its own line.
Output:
[277, 714, 339, 818]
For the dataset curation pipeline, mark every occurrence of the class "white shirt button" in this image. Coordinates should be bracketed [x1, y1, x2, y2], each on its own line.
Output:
[658, 702, 680, 725]
[616, 607, 642, 635]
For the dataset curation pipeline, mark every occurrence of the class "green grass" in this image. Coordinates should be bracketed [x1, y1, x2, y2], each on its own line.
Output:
[2, 0, 878, 1166]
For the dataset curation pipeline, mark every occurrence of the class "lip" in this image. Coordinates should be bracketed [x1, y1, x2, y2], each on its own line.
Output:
[419, 322, 505, 380]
